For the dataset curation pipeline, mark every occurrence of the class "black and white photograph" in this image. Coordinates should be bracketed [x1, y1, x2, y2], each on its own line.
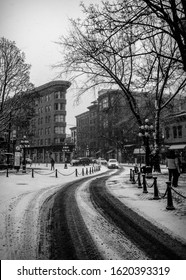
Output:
[0, 0, 186, 276]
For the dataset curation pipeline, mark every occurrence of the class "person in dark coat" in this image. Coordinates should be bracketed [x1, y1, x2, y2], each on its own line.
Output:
[51, 158, 55, 170]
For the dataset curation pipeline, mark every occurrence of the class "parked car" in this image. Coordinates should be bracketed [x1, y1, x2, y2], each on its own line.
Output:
[107, 159, 119, 169]
[79, 157, 91, 165]
[70, 158, 80, 166]
[97, 158, 107, 165]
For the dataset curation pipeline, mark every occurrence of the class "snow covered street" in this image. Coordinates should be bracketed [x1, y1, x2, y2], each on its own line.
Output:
[0, 163, 186, 260]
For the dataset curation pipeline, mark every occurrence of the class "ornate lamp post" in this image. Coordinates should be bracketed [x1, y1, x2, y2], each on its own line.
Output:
[62, 142, 70, 169]
[86, 145, 89, 157]
[138, 119, 155, 167]
[20, 135, 30, 173]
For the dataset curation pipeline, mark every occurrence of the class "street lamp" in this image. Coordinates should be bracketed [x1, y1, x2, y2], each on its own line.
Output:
[20, 135, 30, 173]
[62, 142, 70, 169]
[86, 145, 89, 157]
[138, 119, 155, 167]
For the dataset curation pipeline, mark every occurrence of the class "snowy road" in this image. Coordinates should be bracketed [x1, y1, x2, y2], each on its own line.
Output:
[1, 165, 186, 260]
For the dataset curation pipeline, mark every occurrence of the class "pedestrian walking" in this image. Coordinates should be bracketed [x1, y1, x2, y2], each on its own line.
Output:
[166, 150, 180, 187]
[50, 158, 55, 170]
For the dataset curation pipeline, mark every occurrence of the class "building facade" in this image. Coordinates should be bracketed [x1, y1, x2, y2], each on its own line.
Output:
[28, 80, 71, 163]
[163, 111, 186, 170]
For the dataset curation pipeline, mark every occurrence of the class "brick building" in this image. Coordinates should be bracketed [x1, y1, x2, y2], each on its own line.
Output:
[27, 80, 71, 163]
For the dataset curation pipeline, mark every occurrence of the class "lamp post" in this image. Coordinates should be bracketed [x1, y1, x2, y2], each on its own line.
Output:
[138, 119, 155, 167]
[20, 135, 30, 173]
[62, 142, 70, 169]
[86, 145, 89, 157]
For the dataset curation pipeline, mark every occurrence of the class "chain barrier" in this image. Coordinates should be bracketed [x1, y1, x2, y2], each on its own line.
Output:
[171, 186, 186, 199]
[34, 170, 56, 176]
[145, 179, 154, 188]
[57, 170, 76, 176]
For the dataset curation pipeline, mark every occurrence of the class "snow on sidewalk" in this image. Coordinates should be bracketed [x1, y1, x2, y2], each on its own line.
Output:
[107, 165, 186, 245]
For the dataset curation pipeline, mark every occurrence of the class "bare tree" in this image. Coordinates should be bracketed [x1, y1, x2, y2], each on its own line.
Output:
[0, 37, 34, 134]
[55, 0, 186, 171]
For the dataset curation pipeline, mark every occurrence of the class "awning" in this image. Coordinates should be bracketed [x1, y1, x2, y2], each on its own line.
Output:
[133, 148, 145, 155]
[168, 144, 186, 150]
[106, 149, 114, 154]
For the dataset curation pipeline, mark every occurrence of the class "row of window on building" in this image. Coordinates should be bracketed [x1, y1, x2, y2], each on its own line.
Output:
[32, 137, 65, 147]
[165, 125, 183, 139]
[37, 103, 65, 114]
[37, 126, 65, 136]
[37, 115, 65, 125]
[36, 91, 66, 104]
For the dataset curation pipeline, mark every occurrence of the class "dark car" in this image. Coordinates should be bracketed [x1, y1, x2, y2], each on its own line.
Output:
[79, 157, 91, 166]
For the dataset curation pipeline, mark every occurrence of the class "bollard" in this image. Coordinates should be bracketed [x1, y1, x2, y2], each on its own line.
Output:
[153, 176, 160, 200]
[75, 169, 78, 177]
[142, 174, 148, 193]
[32, 168, 34, 178]
[64, 163, 68, 169]
[166, 181, 175, 210]
[82, 168, 84, 176]
[92, 167, 94, 173]
[130, 169, 133, 181]
[132, 170, 136, 184]
[137, 172, 142, 188]
[55, 169, 58, 178]
[86, 168, 88, 175]
[6, 167, 9, 177]
[89, 167, 91, 174]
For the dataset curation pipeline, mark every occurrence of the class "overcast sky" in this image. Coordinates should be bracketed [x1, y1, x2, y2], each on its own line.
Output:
[0, 0, 102, 132]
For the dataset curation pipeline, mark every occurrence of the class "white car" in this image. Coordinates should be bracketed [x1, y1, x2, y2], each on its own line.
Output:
[107, 159, 119, 169]
[97, 158, 107, 165]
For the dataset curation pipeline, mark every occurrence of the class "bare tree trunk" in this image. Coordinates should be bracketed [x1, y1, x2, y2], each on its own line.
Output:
[153, 106, 161, 172]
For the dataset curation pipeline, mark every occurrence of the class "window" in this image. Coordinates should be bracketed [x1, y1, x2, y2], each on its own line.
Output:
[54, 137, 64, 144]
[178, 126, 182, 138]
[102, 97, 108, 108]
[54, 115, 65, 122]
[46, 94, 51, 102]
[165, 127, 170, 139]
[45, 127, 51, 135]
[55, 91, 65, 99]
[173, 126, 177, 138]
[45, 105, 51, 112]
[54, 126, 65, 134]
[54, 103, 65, 111]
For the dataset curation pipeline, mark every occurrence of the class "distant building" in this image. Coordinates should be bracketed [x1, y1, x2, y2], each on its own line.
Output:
[163, 111, 186, 171]
[28, 80, 71, 163]
[76, 111, 90, 157]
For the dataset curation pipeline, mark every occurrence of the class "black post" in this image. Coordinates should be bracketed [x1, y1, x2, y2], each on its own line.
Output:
[6, 167, 9, 177]
[166, 181, 175, 210]
[22, 146, 26, 173]
[137, 172, 142, 188]
[55, 169, 58, 178]
[132, 170, 136, 184]
[153, 176, 160, 200]
[82, 168, 84, 176]
[32, 168, 34, 178]
[142, 174, 148, 193]
[130, 169, 133, 181]
[75, 168, 78, 177]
